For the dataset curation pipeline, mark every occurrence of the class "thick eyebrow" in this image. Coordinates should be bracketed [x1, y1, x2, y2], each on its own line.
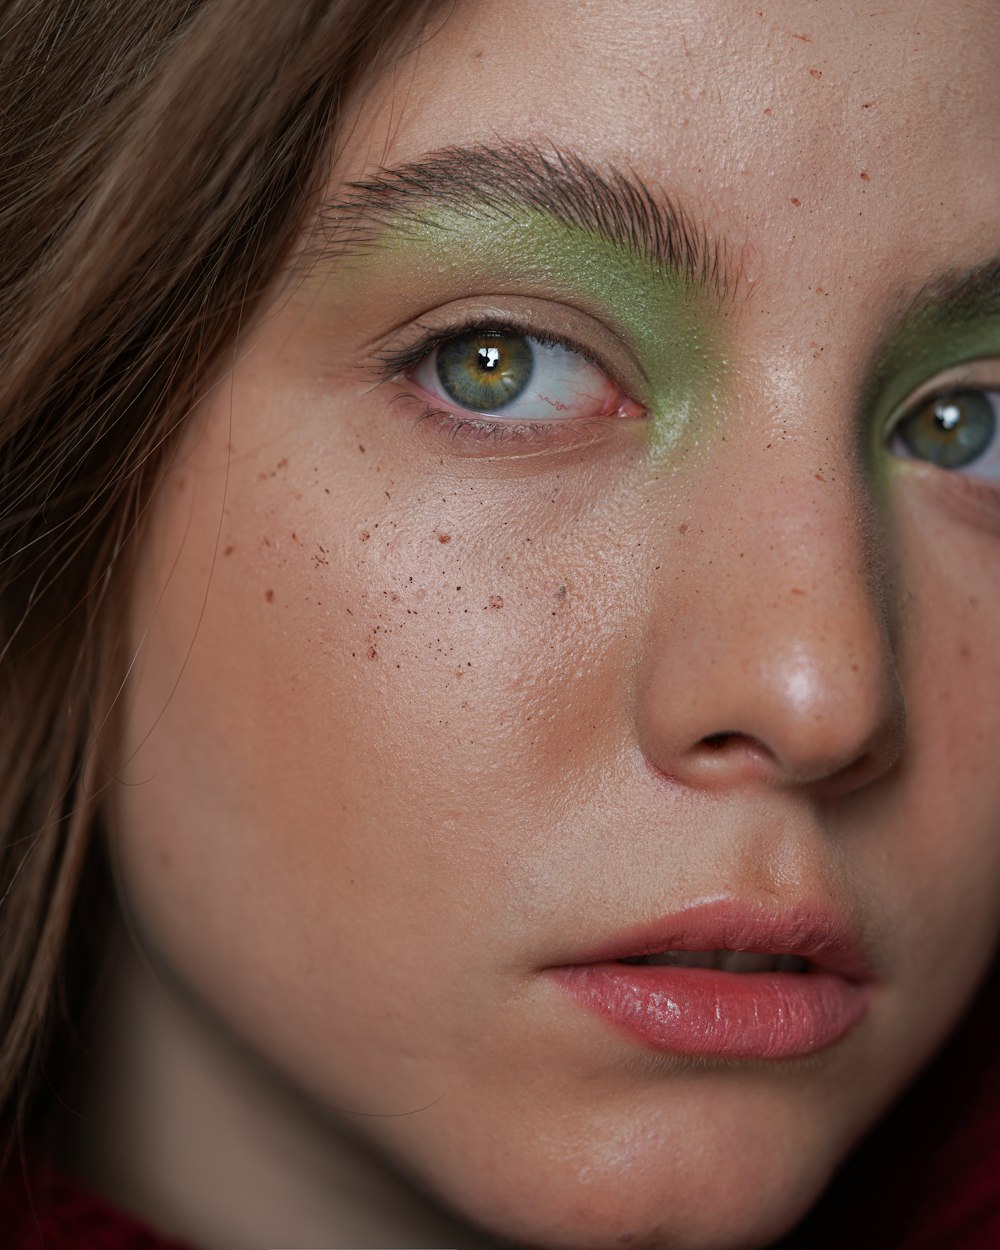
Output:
[306, 142, 738, 301]
[899, 257, 1000, 327]
[860, 257, 1000, 413]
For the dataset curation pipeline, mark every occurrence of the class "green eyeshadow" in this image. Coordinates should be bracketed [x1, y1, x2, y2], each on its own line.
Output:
[340, 204, 727, 458]
[865, 305, 1000, 483]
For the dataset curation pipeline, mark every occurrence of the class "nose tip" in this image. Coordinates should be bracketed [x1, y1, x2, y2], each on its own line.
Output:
[636, 478, 905, 800]
[671, 646, 906, 796]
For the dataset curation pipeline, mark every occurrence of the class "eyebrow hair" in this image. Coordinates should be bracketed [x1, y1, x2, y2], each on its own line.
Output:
[307, 142, 737, 301]
[902, 256, 1000, 326]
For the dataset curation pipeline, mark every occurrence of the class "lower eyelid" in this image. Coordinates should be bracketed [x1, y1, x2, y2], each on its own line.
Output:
[401, 396, 640, 456]
[908, 459, 1000, 535]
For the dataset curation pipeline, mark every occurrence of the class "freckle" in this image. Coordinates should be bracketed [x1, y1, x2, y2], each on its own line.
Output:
[158, 847, 172, 868]
[960, 643, 971, 661]
[277, 458, 288, 469]
[264, 589, 274, 603]
[438, 533, 451, 543]
[358, 444, 366, 453]
[223, 545, 234, 556]
[860, 170, 870, 181]
[488, 595, 504, 610]
[789, 197, 802, 207]
[175, 477, 187, 492]
[808, 67, 822, 78]
[791, 587, 806, 596]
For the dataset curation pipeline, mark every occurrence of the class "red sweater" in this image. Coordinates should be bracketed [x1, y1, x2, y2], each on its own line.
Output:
[0, 1159, 196, 1250]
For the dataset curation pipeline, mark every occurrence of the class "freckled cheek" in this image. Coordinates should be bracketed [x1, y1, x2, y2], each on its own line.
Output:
[223, 484, 630, 857]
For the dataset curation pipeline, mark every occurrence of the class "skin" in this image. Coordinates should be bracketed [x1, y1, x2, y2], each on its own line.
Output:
[66, 2, 1000, 1248]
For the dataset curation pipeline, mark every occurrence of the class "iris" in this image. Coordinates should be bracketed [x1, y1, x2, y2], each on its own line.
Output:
[436, 331, 534, 412]
[895, 389, 997, 469]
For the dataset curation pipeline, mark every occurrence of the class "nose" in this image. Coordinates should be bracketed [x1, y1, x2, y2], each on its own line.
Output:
[636, 424, 905, 799]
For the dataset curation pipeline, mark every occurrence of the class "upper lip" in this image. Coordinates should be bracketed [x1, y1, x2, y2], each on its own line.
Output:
[559, 898, 875, 983]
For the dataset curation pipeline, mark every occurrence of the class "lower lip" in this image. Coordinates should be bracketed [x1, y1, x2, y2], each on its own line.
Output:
[550, 963, 869, 1060]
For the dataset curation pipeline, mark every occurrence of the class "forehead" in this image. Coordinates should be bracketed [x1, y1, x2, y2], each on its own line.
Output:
[341, 0, 1000, 293]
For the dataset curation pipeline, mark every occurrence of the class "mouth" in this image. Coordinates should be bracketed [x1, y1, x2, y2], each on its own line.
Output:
[547, 900, 873, 1061]
[618, 950, 811, 973]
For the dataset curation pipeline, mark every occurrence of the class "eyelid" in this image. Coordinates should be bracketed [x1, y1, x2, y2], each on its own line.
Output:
[366, 296, 650, 401]
[882, 359, 1000, 435]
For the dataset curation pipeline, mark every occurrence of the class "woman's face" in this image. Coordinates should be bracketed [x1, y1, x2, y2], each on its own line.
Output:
[109, 1, 1000, 1246]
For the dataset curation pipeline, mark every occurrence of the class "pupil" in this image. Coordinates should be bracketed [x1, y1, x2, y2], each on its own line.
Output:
[437, 331, 534, 413]
[934, 402, 961, 432]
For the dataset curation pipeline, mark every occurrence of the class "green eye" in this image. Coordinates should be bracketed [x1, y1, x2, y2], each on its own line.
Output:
[436, 331, 534, 412]
[890, 389, 998, 470]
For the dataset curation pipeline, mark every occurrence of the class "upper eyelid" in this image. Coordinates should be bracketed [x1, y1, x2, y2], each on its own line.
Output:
[374, 321, 610, 384]
[877, 362, 1000, 436]
[880, 357, 1000, 425]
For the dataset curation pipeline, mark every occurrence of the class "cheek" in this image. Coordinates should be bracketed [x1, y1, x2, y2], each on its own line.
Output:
[107, 388, 643, 1108]
[842, 488, 1000, 1080]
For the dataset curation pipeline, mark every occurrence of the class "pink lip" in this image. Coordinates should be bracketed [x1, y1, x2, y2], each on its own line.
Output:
[548, 900, 874, 1060]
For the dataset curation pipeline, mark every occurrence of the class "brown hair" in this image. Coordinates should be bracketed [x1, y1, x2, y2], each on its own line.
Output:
[0, 0, 436, 1154]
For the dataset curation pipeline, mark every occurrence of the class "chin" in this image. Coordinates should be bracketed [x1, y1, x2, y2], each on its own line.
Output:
[394, 1093, 848, 1250]
[444, 1160, 827, 1250]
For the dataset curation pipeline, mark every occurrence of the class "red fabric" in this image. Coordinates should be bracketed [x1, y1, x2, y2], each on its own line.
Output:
[0, 1158, 198, 1250]
[871, 993, 1000, 1250]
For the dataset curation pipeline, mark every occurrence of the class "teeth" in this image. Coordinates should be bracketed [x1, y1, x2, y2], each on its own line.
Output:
[622, 950, 810, 973]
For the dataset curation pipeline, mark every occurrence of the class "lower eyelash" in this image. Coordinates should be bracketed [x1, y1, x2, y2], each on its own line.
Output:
[413, 403, 564, 446]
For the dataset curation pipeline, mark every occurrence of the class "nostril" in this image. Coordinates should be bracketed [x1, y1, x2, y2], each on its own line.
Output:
[702, 732, 741, 750]
[696, 731, 778, 774]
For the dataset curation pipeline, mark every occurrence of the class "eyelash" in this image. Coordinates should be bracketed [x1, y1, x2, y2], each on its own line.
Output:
[370, 316, 630, 446]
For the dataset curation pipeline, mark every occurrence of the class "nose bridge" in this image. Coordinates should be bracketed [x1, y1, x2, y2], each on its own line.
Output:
[637, 398, 904, 794]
